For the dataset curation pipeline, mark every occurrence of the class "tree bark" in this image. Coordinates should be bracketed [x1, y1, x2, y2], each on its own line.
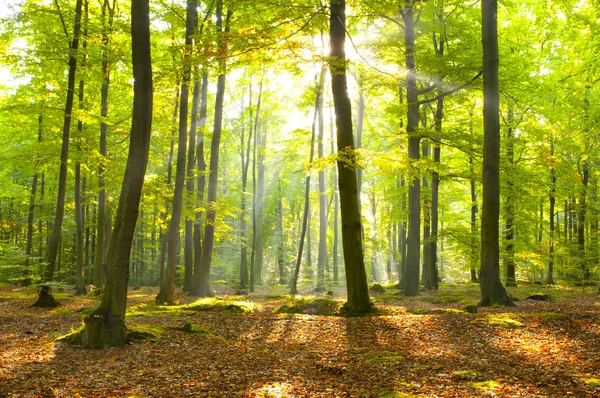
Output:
[94, 0, 116, 289]
[43, 0, 83, 283]
[317, 65, 328, 291]
[402, 0, 421, 297]
[504, 109, 516, 286]
[193, 73, 208, 292]
[156, 0, 197, 305]
[290, 70, 322, 294]
[195, 2, 231, 297]
[479, 0, 513, 306]
[184, 78, 200, 292]
[83, 0, 152, 347]
[330, 0, 372, 313]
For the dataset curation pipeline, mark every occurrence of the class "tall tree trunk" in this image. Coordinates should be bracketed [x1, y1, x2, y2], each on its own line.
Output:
[24, 114, 43, 287]
[239, 85, 250, 288]
[75, 1, 89, 296]
[43, 0, 83, 284]
[254, 125, 267, 287]
[184, 78, 200, 292]
[547, 142, 556, 284]
[330, 0, 372, 313]
[251, 75, 264, 286]
[195, 2, 231, 297]
[421, 139, 431, 288]
[469, 106, 479, 283]
[277, 175, 285, 284]
[402, 0, 421, 297]
[193, 73, 208, 292]
[578, 159, 590, 281]
[316, 65, 328, 291]
[504, 108, 516, 286]
[156, 0, 197, 305]
[427, 96, 442, 291]
[83, 0, 152, 347]
[94, 0, 116, 289]
[331, 109, 340, 284]
[479, 0, 513, 306]
[290, 70, 323, 294]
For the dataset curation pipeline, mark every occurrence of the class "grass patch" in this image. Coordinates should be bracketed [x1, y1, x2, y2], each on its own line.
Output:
[379, 392, 420, 398]
[361, 351, 405, 364]
[408, 308, 467, 315]
[275, 297, 340, 315]
[530, 311, 568, 319]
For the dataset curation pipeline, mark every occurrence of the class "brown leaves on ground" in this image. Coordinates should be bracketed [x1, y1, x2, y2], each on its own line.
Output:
[1, 284, 600, 397]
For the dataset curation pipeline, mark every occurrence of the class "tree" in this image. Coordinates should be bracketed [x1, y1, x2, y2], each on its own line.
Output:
[479, 0, 513, 307]
[82, 0, 153, 348]
[33, 0, 83, 308]
[156, 0, 197, 305]
[329, 0, 372, 314]
[195, 0, 231, 297]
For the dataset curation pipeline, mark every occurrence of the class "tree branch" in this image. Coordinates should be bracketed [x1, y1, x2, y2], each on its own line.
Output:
[414, 70, 482, 106]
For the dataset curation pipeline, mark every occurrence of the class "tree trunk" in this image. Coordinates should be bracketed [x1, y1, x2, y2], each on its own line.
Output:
[254, 125, 267, 287]
[156, 0, 197, 305]
[331, 110, 340, 284]
[83, 0, 152, 347]
[479, 0, 513, 307]
[277, 175, 285, 284]
[547, 147, 556, 284]
[94, 0, 116, 289]
[193, 73, 208, 292]
[24, 114, 43, 287]
[75, 4, 89, 296]
[195, 2, 231, 297]
[184, 78, 200, 293]
[330, 0, 372, 313]
[316, 64, 328, 292]
[239, 85, 250, 289]
[469, 106, 479, 283]
[578, 159, 590, 281]
[43, 0, 83, 283]
[421, 140, 431, 288]
[505, 109, 516, 286]
[402, 0, 421, 297]
[251, 76, 264, 286]
[427, 97, 442, 291]
[290, 70, 322, 294]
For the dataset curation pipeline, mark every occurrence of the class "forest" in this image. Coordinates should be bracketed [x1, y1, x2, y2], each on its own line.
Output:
[1, 0, 600, 396]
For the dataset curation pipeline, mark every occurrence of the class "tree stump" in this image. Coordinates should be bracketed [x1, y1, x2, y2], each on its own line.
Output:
[525, 294, 552, 302]
[83, 312, 107, 349]
[32, 286, 60, 308]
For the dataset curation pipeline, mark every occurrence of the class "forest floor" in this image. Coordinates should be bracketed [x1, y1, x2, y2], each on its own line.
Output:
[1, 281, 600, 398]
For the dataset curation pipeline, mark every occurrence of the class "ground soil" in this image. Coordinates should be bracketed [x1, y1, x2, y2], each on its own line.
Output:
[1, 283, 600, 397]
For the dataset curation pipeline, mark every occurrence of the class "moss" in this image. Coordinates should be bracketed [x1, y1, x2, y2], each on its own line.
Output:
[185, 298, 255, 314]
[452, 370, 481, 380]
[468, 380, 498, 391]
[55, 325, 84, 345]
[585, 378, 600, 387]
[126, 324, 167, 342]
[531, 311, 568, 319]
[175, 321, 211, 335]
[379, 392, 420, 398]
[275, 297, 340, 315]
[361, 351, 405, 364]
[471, 313, 524, 328]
